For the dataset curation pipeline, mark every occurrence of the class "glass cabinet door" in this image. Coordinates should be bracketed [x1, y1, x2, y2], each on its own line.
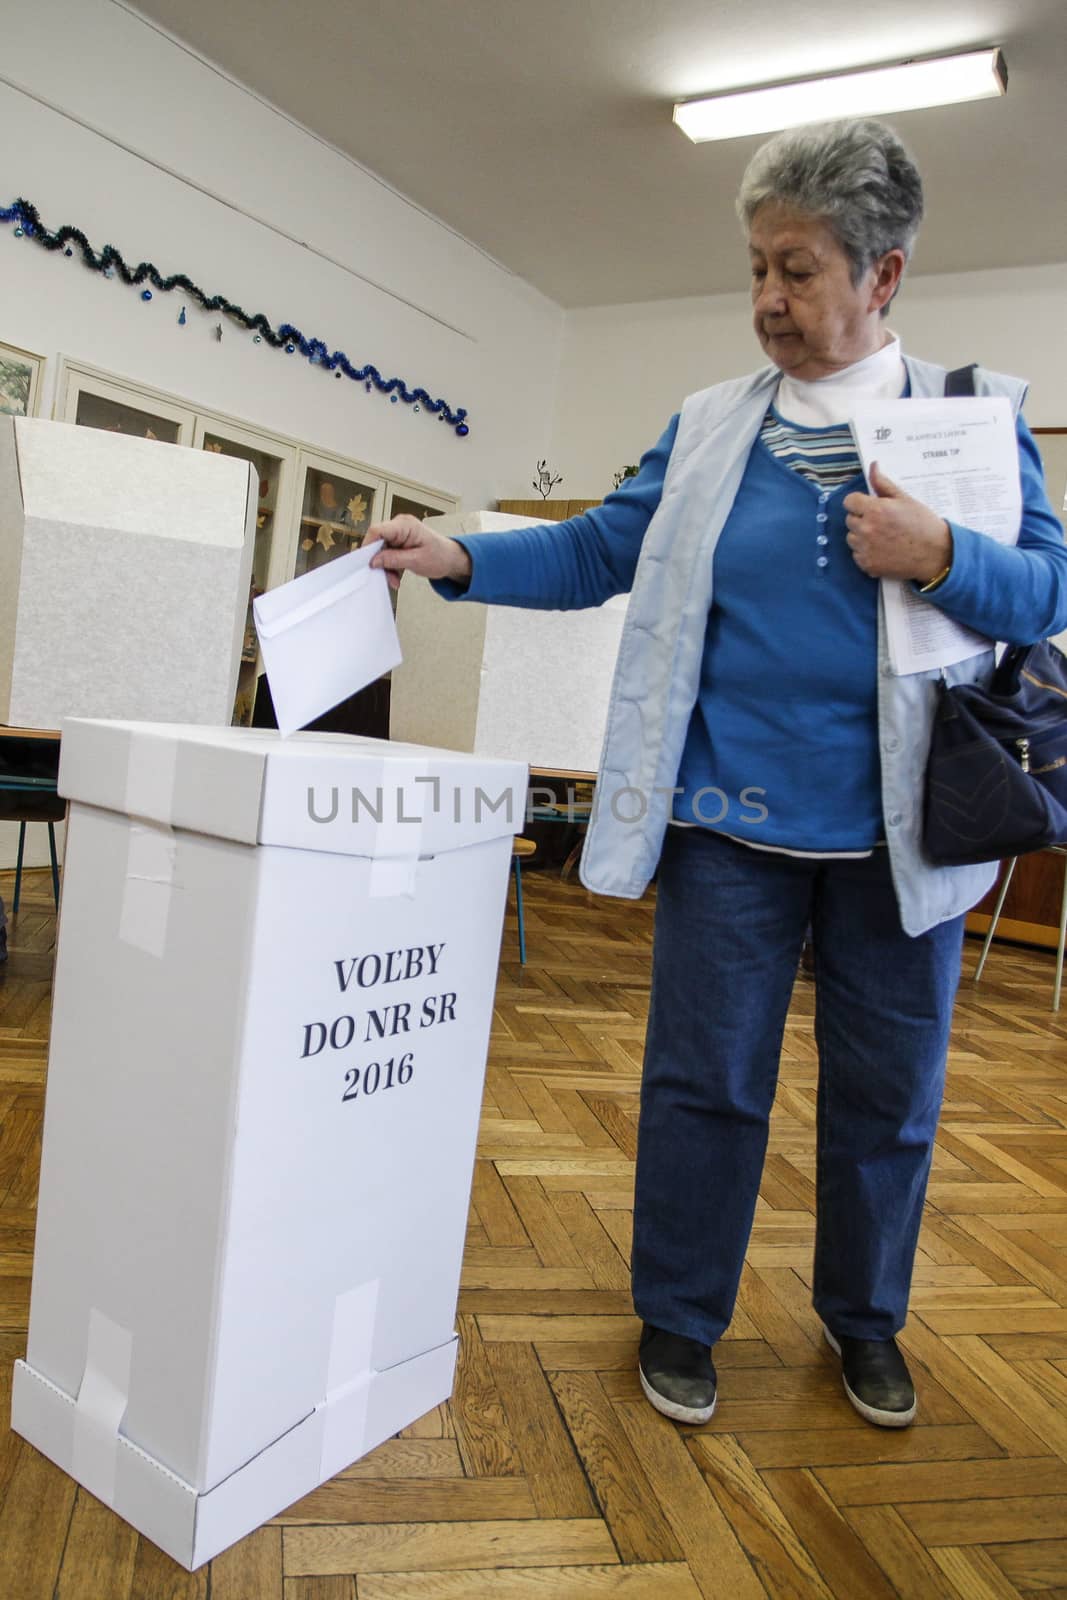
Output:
[294, 452, 385, 578]
[193, 419, 298, 725]
[59, 370, 195, 445]
[385, 483, 458, 522]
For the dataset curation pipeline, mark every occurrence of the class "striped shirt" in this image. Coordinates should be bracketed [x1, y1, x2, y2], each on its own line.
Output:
[759, 407, 862, 490]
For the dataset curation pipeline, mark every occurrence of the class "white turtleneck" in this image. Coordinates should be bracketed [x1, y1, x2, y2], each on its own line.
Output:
[775, 335, 905, 429]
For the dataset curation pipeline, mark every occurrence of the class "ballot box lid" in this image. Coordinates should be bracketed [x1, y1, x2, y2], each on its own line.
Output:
[58, 719, 528, 857]
[6, 415, 253, 547]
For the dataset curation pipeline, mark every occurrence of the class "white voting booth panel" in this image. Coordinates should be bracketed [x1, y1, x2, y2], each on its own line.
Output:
[0, 416, 255, 729]
[12, 720, 526, 1569]
[389, 511, 628, 772]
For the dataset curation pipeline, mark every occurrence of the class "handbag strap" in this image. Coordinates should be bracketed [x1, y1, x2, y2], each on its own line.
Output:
[944, 363, 978, 397]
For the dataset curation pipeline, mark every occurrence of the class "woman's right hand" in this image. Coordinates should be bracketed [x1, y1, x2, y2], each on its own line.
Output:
[362, 516, 473, 590]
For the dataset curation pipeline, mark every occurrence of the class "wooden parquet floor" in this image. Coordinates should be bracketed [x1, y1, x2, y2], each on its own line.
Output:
[2, 862, 1067, 1598]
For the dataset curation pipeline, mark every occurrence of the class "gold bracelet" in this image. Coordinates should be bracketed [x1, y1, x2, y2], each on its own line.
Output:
[918, 563, 952, 594]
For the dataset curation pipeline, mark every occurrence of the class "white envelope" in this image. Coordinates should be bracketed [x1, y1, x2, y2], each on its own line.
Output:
[253, 543, 402, 735]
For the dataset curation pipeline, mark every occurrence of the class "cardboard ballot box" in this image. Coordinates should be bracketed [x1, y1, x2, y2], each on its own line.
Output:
[12, 720, 526, 1569]
[0, 416, 255, 728]
[389, 511, 629, 772]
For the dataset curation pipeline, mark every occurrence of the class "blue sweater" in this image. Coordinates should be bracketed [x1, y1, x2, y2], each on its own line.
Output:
[671, 432, 882, 847]
[435, 413, 1066, 848]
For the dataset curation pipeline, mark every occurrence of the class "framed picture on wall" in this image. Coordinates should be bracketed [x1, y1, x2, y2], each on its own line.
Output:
[0, 341, 44, 417]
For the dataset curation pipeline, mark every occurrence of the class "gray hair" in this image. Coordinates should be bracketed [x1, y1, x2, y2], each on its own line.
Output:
[736, 119, 923, 308]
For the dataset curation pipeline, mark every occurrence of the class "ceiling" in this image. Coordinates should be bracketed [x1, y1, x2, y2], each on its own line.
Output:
[129, 0, 1067, 307]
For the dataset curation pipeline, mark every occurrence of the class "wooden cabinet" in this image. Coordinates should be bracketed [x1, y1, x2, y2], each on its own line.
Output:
[498, 497, 602, 521]
[966, 850, 1067, 949]
[968, 432, 1067, 943]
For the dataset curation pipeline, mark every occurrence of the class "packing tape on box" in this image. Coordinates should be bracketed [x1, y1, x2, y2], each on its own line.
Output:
[125, 732, 179, 826]
[320, 1279, 380, 1477]
[119, 731, 180, 955]
[119, 821, 177, 958]
[71, 1309, 132, 1509]
[368, 758, 430, 900]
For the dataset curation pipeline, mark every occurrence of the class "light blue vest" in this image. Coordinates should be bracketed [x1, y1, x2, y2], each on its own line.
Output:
[578, 356, 1027, 937]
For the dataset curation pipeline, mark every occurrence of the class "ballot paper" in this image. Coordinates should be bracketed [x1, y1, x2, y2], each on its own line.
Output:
[849, 397, 1022, 675]
[253, 542, 402, 735]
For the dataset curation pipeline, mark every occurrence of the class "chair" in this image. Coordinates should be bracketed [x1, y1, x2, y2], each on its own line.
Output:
[973, 846, 1067, 1010]
[13, 818, 61, 912]
[511, 838, 536, 964]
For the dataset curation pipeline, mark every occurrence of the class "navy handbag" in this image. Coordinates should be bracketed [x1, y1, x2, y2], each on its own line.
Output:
[923, 639, 1067, 865]
[920, 361, 1067, 866]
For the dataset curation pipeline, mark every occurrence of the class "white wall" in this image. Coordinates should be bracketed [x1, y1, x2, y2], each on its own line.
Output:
[0, 0, 563, 513]
[551, 263, 1067, 499]
[0, 0, 565, 872]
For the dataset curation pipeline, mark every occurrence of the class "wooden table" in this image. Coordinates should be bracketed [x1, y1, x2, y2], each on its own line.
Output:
[527, 768, 596, 880]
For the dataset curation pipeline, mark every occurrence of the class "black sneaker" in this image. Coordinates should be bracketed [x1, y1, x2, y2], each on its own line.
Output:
[824, 1326, 916, 1427]
[638, 1324, 717, 1424]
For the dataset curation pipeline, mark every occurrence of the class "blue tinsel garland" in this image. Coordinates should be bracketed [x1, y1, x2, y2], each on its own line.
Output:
[0, 196, 470, 436]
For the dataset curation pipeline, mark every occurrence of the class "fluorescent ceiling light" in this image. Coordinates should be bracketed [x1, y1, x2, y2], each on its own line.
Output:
[674, 49, 1006, 143]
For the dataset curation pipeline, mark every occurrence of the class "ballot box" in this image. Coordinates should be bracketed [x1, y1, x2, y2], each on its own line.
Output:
[0, 416, 254, 728]
[12, 720, 525, 1569]
[389, 510, 629, 772]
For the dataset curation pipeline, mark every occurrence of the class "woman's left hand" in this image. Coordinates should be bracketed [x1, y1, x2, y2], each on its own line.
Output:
[844, 463, 953, 584]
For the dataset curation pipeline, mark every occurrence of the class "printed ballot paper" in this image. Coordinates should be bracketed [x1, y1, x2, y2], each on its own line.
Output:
[253, 543, 401, 734]
[849, 397, 1022, 675]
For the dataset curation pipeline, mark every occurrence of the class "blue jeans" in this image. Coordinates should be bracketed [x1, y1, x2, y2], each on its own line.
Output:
[632, 826, 964, 1344]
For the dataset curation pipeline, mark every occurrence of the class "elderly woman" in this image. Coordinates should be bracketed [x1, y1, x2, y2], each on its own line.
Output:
[367, 119, 1067, 1429]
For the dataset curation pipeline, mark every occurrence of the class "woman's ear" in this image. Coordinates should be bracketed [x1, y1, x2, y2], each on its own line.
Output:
[869, 248, 906, 313]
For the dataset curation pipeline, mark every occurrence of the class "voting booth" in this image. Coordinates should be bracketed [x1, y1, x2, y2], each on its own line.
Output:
[389, 511, 629, 772]
[12, 719, 526, 1569]
[0, 416, 255, 729]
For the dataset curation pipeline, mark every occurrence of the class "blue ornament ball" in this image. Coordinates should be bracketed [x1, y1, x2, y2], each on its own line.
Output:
[13, 227, 23, 237]
[390, 395, 398, 404]
[64, 247, 73, 257]
[253, 334, 262, 344]
[335, 372, 342, 380]
[456, 423, 470, 437]
[141, 289, 153, 301]
[285, 343, 295, 354]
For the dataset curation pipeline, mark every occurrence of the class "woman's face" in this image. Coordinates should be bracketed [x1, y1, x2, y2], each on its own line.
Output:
[748, 202, 903, 380]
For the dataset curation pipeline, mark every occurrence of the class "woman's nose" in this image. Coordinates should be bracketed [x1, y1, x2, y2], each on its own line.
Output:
[754, 273, 786, 314]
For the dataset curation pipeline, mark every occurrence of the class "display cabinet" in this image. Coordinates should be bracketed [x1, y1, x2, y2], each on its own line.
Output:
[59, 370, 195, 445]
[386, 482, 457, 523]
[54, 359, 459, 726]
[289, 449, 385, 581]
[193, 419, 298, 724]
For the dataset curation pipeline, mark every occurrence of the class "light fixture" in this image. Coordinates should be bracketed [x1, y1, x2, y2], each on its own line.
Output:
[673, 48, 1007, 143]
